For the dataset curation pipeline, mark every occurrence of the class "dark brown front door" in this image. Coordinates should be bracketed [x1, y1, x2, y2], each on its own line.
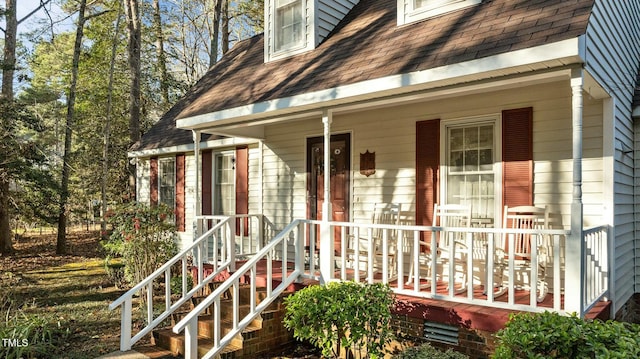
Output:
[307, 133, 350, 253]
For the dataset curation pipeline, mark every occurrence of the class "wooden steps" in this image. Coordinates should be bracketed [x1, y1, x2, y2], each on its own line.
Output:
[147, 282, 294, 358]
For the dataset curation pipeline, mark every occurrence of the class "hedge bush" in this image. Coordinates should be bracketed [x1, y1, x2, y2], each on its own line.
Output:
[283, 281, 394, 359]
[102, 203, 178, 286]
[493, 311, 640, 358]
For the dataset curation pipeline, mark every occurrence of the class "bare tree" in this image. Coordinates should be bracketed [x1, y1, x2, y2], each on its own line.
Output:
[101, 7, 123, 239]
[124, 0, 141, 199]
[1, 0, 52, 255]
[152, 0, 169, 107]
[56, 0, 88, 254]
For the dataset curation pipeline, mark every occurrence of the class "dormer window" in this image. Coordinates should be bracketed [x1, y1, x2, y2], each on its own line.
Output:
[398, 0, 482, 26]
[275, 0, 303, 52]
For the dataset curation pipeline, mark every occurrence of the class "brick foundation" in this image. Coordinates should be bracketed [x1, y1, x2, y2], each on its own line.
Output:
[391, 314, 495, 359]
[614, 293, 640, 324]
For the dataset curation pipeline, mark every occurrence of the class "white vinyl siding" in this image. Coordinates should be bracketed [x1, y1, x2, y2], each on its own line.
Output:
[260, 81, 604, 232]
[316, 0, 358, 43]
[585, 0, 640, 315]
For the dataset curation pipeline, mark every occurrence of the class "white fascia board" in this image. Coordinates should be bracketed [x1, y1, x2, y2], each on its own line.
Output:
[128, 137, 259, 158]
[177, 37, 584, 130]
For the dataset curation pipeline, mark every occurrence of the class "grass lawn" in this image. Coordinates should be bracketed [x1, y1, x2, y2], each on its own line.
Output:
[0, 229, 138, 358]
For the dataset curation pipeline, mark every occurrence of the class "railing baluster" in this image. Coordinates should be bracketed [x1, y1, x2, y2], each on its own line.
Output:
[397, 229, 404, 290]
[185, 316, 198, 359]
[554, 234, 561, 310]
[165, 268, 171, 312]
[120, 297, 132, 351]
[182, 257, 187, 300]
[147, 285, 153, 325]
[233, 280, 239, 330]
[354, 227, 360, 282]
[382, 229, 388, 283]
[340, 225, 347, 280]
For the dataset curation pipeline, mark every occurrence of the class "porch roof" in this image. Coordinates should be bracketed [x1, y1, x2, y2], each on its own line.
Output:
[133, 0, 594, 151]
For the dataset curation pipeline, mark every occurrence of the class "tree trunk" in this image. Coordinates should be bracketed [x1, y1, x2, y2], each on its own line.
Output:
[152, 0, 169, 107]
[221, 0, 229, 55]
[0, 0, 18, 255]
[101, 8, 123, 239]
[209, 0, 221, 67]
[124, 0, 141, 200]
[57, 0, 88, 255]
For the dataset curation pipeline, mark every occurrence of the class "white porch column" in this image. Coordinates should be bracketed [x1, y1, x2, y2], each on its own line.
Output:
[565, 68, 585, 315]
[193, 130, 202, 240]
[319, 109, 334, 284]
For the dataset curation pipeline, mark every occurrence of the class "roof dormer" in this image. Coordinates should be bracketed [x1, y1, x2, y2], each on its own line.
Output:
[397, 0, 482, 26]
[265, 0, 359, 63]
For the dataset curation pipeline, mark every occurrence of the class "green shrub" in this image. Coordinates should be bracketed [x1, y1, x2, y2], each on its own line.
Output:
[102, 203, 178, 285]
[493, 311, 640, 358]
[393, 342, 468, 359]
[283, 281, 395, 359]
[170, 274, 193, 296]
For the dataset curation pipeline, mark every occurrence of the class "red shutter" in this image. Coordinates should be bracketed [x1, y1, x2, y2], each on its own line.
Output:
[150, 157, 158, 207]
[416, 120, 440, 231]
[175, 154, 186, 232]
[202, 150, 213, 215]
[502, 107, 533, 209]
[235, 146, 249, 236]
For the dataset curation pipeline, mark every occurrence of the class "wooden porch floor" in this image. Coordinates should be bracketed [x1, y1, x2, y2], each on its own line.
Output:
[202, 260, 611, 334]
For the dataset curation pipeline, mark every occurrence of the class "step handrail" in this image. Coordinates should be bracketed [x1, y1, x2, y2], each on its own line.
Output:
[109, 216, 234, 351]
[173, 219, 306, 359]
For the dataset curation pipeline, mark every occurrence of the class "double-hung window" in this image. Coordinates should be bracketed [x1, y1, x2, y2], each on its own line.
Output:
[158, 158, 176, 211]
[275, 0, 303, 52]
[214, 152, 236, 215]
[445, 121, 497, 220]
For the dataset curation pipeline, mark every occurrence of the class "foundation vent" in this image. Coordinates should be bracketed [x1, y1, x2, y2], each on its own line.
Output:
[423, 320, 459, 345]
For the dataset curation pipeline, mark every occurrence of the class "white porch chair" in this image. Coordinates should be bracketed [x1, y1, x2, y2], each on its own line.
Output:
[407, 203, 471, 293]
[347, 203, 401, 282]
[501, 205, 550, 302]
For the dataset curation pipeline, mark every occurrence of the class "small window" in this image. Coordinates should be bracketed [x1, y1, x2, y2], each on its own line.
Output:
[158, 158, 176, 211]
[275, 0, 303, 52]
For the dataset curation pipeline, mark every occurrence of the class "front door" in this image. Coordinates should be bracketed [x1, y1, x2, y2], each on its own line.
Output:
[307, 133, 350, 252]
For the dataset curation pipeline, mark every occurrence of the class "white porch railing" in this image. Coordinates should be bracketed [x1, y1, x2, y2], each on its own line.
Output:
[109, 214, 276, 352]
[303, 219, 608, 316]
[582, 225, 609, 313]
[172, 219, 309, 359]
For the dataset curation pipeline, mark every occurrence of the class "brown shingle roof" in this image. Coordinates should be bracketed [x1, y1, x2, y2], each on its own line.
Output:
[134, 0, 594, 151]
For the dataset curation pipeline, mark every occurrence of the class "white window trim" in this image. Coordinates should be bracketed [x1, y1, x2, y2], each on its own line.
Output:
[269, 0, 307, 61]
[398, 0, 482, 26]
[440, 114, 502, 221]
